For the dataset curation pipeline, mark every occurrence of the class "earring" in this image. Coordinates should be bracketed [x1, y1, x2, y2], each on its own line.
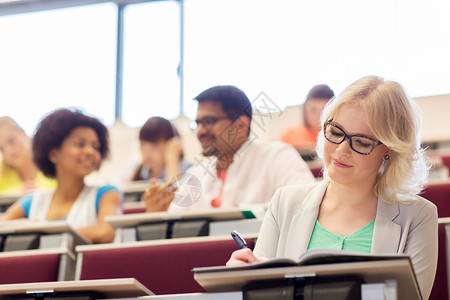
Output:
[384, 154, 390, 161]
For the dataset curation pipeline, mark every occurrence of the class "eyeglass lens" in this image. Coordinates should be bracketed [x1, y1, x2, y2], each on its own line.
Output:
[324, 123, 376, 155]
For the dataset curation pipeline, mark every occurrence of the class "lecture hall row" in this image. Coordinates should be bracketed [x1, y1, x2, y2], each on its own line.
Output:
[0, 90, 450, 299]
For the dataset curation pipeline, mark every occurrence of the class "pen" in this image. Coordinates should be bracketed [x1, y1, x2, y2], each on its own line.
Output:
[231, 230, 248, 249]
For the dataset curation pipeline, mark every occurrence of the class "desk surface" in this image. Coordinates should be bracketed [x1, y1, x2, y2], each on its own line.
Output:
[0, 220, 90, 244]
[0, 278, 153, 298]
[439, 217, 450, 224]
[106, 208, 255, 229]
[0, 247, 74, 259]
[0, 193, 21, 205]
[76, 233, 258, 252]
[121, 180, 149, 194]
[194, 259, 421, 300]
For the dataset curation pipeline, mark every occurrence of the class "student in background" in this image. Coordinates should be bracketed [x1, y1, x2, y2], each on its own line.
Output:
[122, 116, 191, 184]
[0, 116, 56, 194]
[1, 108, 122, 243]
[280, 84, 334, 148]
[227, 76, 437, 300]
[143, 85, 315, 213]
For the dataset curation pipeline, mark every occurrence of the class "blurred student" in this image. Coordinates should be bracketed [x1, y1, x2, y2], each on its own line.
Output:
[1, 108, 122, 243]
[142, 85, 315, 213]
[280, 84, 334, 148]
[227, 76, 437, 300]
[0, 116, 56, 194]
[123, 116, 191, 184]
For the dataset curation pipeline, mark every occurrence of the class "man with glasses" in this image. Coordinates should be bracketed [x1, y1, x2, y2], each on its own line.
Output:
[143, 85, 315, 214]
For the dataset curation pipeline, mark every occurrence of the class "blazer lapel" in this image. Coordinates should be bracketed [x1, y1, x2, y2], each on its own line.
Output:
[285, 181, 328, 258]
[371, 199, 401, 254]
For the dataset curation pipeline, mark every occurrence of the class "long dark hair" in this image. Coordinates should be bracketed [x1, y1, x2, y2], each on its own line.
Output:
[132, 117, 181, 181]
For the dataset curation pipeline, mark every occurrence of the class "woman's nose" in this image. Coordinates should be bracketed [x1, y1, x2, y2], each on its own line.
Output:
[335, 138, 352, 154]
[84, 145, 96, 155]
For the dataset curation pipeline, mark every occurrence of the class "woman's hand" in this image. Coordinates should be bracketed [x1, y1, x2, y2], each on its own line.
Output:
[226, 248, 267, 266]
[142, 178, 177, 212]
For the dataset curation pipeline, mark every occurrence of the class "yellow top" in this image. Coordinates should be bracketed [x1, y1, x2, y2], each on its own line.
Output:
[0, 162, 56, 194]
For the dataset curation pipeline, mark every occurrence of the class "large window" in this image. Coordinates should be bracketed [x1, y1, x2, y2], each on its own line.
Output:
[0, 0, 449, 131]
[122, 0, 180, 128]
[0, 3, 117, 135]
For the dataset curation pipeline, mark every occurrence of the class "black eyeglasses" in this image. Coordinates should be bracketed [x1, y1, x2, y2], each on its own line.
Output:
[191, 116, 230, 131]
[324, 122, 382, 155]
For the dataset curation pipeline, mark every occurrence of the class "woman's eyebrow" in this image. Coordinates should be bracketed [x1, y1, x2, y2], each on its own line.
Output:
[331, 121, 375, 138]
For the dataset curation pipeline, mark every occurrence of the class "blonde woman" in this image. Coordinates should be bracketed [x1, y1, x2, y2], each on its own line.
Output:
[227, 76, 437, 299]
[0, 117, 55, 194]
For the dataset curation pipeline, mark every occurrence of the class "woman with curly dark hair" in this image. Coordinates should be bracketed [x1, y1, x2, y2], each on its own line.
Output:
[1, 108, 122, 243]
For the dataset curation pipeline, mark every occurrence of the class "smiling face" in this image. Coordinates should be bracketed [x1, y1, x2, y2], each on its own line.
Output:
[50, 126, 102, 179]
[0, 126, 32, 169]
[323, 103, 388, 189]
[195, 100, 235, 157]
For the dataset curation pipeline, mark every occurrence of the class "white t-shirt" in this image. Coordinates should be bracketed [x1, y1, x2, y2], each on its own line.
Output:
[169, 139, 315, 215]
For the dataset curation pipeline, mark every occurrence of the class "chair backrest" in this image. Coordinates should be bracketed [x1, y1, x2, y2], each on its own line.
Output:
[310, 166, 323, 178]
[421, 183, 450, 217]
[79, 238, 254, 295]
[0, 253, 61, 284]
[429, 223, 449, 300]
[441, 156, 450, 175]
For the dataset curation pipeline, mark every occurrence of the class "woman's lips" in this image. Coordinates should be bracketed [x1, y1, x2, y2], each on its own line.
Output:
[332, 158, 352, 168]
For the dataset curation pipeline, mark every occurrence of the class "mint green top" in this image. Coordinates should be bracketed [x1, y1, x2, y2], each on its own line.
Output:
[307, 220, 375, 253]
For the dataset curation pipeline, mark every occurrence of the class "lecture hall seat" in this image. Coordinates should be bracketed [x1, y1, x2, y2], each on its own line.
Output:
[0, 253, 60, 284]
[442, 156, 450, 177]
[429, 223, 449, 300]
[421, 182, 450, 217]
[78, 238, 255, 295]
[421, 183, 450, 299]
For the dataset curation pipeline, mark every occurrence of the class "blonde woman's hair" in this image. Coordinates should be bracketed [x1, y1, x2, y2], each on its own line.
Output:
[0, 116, 24, 132]
[0, 116, 26, 171]
[316, 75, 429, 204]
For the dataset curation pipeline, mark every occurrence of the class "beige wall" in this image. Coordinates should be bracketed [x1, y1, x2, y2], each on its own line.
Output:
[415, 94, 450, 144]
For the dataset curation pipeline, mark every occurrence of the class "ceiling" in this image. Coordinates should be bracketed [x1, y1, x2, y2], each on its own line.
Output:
[0, 0, 167, 16]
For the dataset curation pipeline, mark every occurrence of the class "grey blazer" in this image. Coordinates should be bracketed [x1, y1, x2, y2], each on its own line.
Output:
[254, 180, 438, 300]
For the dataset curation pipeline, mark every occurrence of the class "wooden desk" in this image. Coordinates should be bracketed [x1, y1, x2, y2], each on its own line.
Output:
[0, 220, 89, 243]
[0, 193, 21, 213]
[0, 220, 90, 281]
[76, 233, 258, 253]
[194, 259, 420, 300]
[121, 180, 149, 203]
[0, 220, 89, 251]
[106, 208, 256, 243]
[0, 278, 153, 298]
[107, 208, 254, 228]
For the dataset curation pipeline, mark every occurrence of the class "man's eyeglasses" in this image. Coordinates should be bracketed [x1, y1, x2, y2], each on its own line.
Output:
[324, 121, 382, 155]
[191, 116, 230, 131]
